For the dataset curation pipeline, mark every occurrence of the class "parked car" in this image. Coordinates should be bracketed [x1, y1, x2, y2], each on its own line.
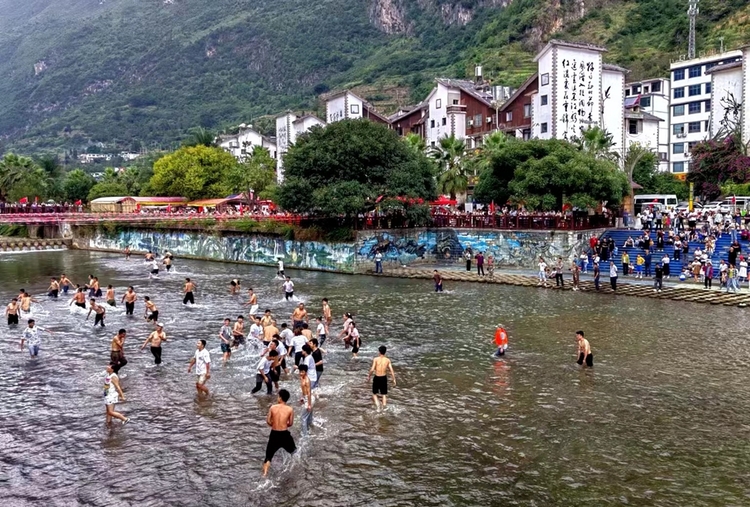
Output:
[702, 201, 731, 214]
[675, 202, 703, 213]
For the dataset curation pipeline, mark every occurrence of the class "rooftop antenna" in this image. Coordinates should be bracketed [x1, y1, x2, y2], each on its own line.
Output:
[687, 0, 699, 59]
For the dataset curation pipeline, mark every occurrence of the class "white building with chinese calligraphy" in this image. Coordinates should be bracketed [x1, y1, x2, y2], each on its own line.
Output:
[532, 40, 605, 142]
[275, 112, 325, 183]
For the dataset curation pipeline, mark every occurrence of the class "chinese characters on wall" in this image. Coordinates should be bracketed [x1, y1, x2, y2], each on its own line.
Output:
[559, 57, 597, 140]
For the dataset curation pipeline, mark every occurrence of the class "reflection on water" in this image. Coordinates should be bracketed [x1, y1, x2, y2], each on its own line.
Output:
[2, 250, 750, 506]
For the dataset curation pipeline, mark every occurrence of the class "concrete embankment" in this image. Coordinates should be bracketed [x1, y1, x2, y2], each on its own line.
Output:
[0, 237, 70, 252]
[377, 267, 750, 308]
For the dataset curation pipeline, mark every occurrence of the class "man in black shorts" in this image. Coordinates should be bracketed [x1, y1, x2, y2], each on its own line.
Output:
[262, 389, 296, 477]
[368, 345, 396, 410]
[576, 330, 593, 367]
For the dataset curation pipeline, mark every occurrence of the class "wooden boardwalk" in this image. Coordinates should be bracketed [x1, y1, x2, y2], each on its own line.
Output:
[376, 268, 750, 308]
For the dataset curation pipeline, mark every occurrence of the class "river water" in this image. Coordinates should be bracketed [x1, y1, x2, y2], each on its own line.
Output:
[2, 250, 750, 506]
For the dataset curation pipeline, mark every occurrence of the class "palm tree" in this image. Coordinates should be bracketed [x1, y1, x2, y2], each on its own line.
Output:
[577, 126, 619, 162]
[0, 153, 37, 201]
[403, 132, 426, 154]
[469, 131, 508, 176]
[184, 126, 217, 147]
[429, 136, 468, 201]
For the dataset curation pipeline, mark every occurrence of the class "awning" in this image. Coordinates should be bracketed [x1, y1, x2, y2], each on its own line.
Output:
[430, 196, 458, 206]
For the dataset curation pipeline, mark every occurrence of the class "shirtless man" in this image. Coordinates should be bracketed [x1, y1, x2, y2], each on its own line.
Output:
[298, 364, 313, 436]
[262, 389, 296, 477]
[263, 320, 279, 347]
[47, 278, 60, 298]
[140, 323, 167, 365]
[121, 286, 137, 315]
[87, 298, 106, 327]
[322, 298, 332, 334]
[260, 309, 273, 329]
[60, 274, 72, 295]
[163, 253, 173, 272]
[232, 315, 246, 348]
[368, 345, 396, 410]
[338, 313, 353, 347]
[144, 296, 159, 324]
[300, 322, 313, 342]
[20, 291, 35, 315]
[218, 318, 233, 364]
[69, 288, 86, 309]
[230, 279, 241, 295]
[124, 246, 131, 260]
[110, 329, 128, 373]
[183, 278, 196, 305]
[106, 285, 116, 307]
[243, 288, 258, 314]
[433, 270, 443, 292]
[6, 298, 19, 326]
[291, 303, 308, 329]
[576, 330, 593, 368]
[91, 277, 102, 298]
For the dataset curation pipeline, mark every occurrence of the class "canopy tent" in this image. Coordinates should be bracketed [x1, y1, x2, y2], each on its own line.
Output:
[132, 196, 188, 207]
[90, 196, 137, 213]
[187, 198, 232, 208]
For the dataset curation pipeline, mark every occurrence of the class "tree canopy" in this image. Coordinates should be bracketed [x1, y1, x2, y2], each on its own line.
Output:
[228, 146, 277, 204]
[148, 145, 238, 201]
[277, 119, 436, 215]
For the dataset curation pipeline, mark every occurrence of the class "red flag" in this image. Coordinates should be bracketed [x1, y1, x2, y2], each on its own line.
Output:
[18, 197, 28, 204]
[74, 199, 82, 205]
[490, 200, 495, 213]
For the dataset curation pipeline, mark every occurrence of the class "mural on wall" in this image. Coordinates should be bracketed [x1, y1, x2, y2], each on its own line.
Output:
[87, 229, 356, 272]
[357, 228, 605, 268]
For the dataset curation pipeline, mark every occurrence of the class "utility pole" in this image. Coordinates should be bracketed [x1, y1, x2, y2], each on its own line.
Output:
[718, 36, 725, 53]
[688, 0, 699, 59]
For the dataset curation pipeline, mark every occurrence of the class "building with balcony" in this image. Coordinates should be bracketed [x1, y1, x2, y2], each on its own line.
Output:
[625, 78, 671, 171]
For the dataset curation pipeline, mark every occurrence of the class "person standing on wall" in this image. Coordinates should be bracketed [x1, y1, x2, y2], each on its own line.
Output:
[475, 251, 485, 276]
[609, 261, 618, 291]
[464, 249, 472, 272]
[374, 251, 383, 274]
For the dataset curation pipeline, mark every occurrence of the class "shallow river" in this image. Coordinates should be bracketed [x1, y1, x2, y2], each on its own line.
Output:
[2, 250, 750, 506]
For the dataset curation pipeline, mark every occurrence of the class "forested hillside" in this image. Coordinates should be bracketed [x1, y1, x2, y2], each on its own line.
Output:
[0, 0, 747, 153]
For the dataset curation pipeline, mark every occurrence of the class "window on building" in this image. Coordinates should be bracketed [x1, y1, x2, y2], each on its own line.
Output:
[632, 85, 641, 94]
[705, 83, 711, 94]
[688, 102, 701, 114]
[430, 119, 435, 128]
[643, 86, 650, 93]
[350, 104, 360, 114]
[674, 69, 685, 81]
[505, 111, 513, 122]
[689, 65, 702, 78]
[673, 105, 685, 116]
[673, 143, 685, 154]
[704, 100, 711, 112]
[673, 123, 685, 135]
[474, 114, 482, 127]
[640, 96, 651, 108]
[628, 119, 638, 135]
[431, 141, 436, 148]
[688, 84, 701, 96]
[452, 99, 459, 105]
[541, 95, 548, 106]
[522, 129, 531, 140]
[705, 120, 710, 131]
[523, 104, 531, 118]
[688, 141, 697, 151]
[625, 88, 631, 96]
[674, 87, 684, 99]
[688, 121, 701, 133]
[541, 73, 549, 86]
[673, 162, 685, 173]
[651, 81, 661, 92]
[442, 117, 447, 126]
[541, 122, 548, 134]
[436, 99, 442, 109]
[659, 152, 668, 161]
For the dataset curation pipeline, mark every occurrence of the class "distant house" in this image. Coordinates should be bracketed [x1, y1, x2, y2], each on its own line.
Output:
[389, 103, 428, 138]
[218, 124, 277, 162]
[324, 90, 389, 125]
[423, 75, 510, 149]
[497, 74, 539, 140]
[625, 78, 670, 171]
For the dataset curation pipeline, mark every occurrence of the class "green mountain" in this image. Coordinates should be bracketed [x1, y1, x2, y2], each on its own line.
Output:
[0, 0, 747, 153]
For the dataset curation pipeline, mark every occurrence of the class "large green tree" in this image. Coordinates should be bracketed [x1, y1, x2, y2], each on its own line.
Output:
[229, 146, 276, 204]
[63, 169, 96, 202]
[430, 135, 468, 200]
[0, 153, 38, 201]
[148, 145, 238, 200]
[278, 119, 436, 216]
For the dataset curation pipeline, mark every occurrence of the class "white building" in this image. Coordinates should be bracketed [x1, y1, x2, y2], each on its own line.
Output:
[275, 112, 326, 183]
[325, 90, 389, 125]
[706, 47, 750, 146]
[624, 105, 663, 158]
[668, 50, 743, 174]
[625, 78, 671, 171]
[218, 124, 277, 163]
[602, 63, 627, 162]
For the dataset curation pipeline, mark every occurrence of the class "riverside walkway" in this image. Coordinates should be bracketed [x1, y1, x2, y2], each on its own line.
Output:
[377, 267, 750, 308]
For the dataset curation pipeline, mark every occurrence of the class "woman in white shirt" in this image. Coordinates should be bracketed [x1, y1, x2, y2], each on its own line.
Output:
[103, 363, 129, 425]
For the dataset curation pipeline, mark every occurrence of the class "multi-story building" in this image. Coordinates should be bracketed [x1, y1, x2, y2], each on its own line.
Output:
[497, 74, 538, 140]
[388, 103, 428, 138]
[668, 50, 743, 174]
[218, 125, 277, 164]
[706, 47, 750, 145]
[275, 112, 325, 183]
[324, 91, 389, 125]
[624, 78, 671, 171]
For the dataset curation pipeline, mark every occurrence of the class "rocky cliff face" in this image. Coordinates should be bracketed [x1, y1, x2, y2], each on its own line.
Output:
[370, 0, 410, 34]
